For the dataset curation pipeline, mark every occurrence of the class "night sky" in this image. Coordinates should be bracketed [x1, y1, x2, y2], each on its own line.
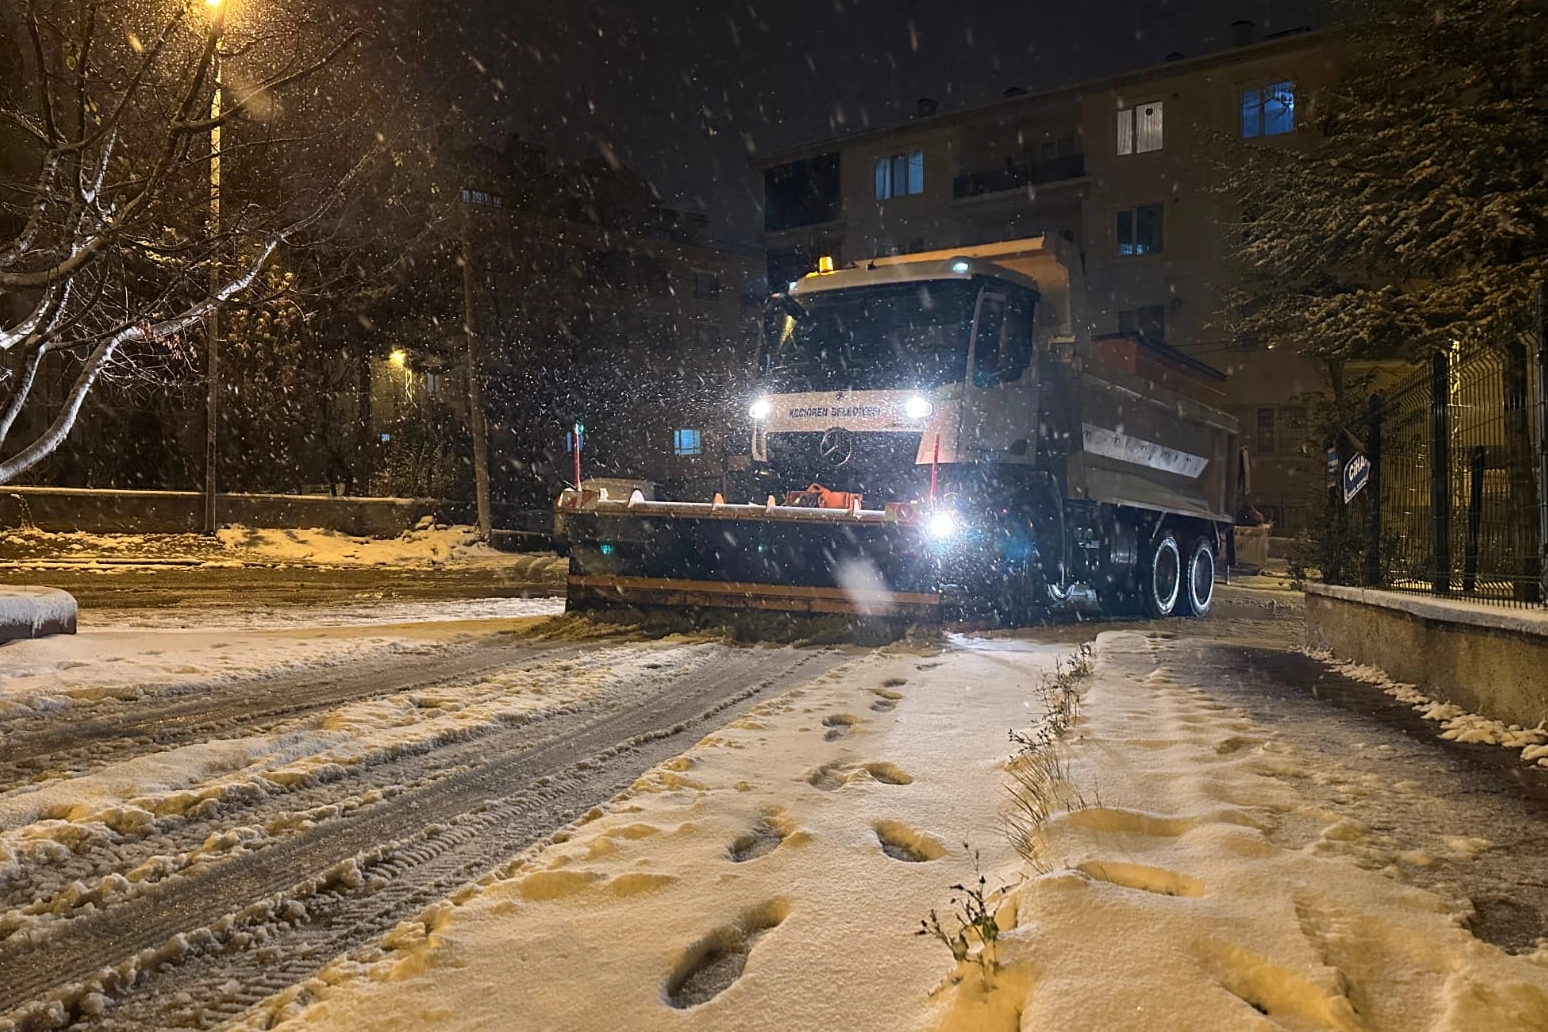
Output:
[460, 0, 1325, 244]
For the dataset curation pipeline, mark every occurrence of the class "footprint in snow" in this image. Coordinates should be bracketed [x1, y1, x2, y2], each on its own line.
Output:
[822, 713, 860, 741]
[874, 820, 946, 863]
[869, 686, 904, 712]
[728, 810, 797, 863]
[805, 760, 914, 791]
[665, 900, 790, 1009]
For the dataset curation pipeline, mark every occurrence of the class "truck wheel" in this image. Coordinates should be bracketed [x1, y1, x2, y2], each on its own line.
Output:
[1182, 536, 1216, 618]
[1141, 531, 1182, 618]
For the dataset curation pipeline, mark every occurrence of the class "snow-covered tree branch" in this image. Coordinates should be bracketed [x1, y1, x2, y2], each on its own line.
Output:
[1219, 0, 1548, 376]
[0, 0, 366, 484]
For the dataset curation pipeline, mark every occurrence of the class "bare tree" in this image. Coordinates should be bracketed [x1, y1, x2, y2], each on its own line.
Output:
[0, 0, 366, 483]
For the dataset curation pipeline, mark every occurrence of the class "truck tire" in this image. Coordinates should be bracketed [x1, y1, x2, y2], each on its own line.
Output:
[1141, 530, 1182, 618]
[1181, 535, 1216, 618]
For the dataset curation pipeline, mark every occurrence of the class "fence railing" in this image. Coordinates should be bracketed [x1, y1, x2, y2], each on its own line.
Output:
[1352, 308, 1548, 608]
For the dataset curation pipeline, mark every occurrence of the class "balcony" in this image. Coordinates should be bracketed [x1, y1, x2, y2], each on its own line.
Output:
[952, 154, 1086, 199]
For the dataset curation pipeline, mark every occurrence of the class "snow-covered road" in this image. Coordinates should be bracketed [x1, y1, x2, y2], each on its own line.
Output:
[0, 604, 840, 1029]
[2, 584, 1546, 1031]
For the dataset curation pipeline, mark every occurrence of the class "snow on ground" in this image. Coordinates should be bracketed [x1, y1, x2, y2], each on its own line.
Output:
[0, 639, 712, 942]
[210, 525, 514, 569]
[1313, 649, 1548, 767]
[0, 524, 525, 571]
[80, 596, 564, 631]
[0, 599, 562, 715]
[228, 631, 1548, 1032]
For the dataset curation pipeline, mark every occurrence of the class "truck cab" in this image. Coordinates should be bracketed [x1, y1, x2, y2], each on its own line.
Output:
[750, 255, 1045, 504]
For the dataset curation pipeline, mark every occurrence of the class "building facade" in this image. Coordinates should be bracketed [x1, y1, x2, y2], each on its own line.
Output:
[756, 26, 1337, 530]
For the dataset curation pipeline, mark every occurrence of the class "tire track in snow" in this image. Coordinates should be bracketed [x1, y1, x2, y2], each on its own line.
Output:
[0, 645, 839, 1030]
[0, 635, 599, 781]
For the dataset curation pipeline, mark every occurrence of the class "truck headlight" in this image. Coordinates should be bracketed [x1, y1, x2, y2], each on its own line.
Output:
[904, 396, 933, 419]
[749, 397, 772, 421]
[927, 510, 959, 539]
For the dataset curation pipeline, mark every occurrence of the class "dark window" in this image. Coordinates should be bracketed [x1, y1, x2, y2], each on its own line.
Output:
[694, 324, 720, 350]
[1118, 305, 1166, 340]
[874, 149, 925, 199]
[972, 288, 1036, 387]
[764, 152, 842, 232]
[972, 295, 1006, 388]
[1242, 81, 1296, 138]
[673, 429, 703, 456]
[1281, 406, 1307, 451]
[1256, 407, 1277, 454]
[1117, 204, 1164, 255]
[692, 271, 721, 299]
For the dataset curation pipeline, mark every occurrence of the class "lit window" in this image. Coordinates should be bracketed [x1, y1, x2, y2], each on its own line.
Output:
[1242, 81, 1296, 138]
[1116, 101, 1164, 155]
[673, 429, 703, 456]
[459, 188, 505, 207]
[874, 149, 925, 199]
[1116, 204, 1164, 255]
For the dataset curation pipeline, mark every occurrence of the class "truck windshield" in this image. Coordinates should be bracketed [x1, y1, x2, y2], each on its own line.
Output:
[761, 280, 977, 391]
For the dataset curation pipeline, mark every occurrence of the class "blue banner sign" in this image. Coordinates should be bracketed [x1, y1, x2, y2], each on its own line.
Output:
[1343, 452, 1371, 503]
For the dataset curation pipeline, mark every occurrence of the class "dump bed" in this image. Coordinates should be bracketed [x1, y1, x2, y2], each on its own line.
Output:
[1052, 348, 1238, 523]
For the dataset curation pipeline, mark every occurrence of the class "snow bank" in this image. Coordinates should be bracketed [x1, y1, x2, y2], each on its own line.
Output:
[0, 587, 76, 642]
[1312, 649, 1548, 767]
[1, 524, 551, 571]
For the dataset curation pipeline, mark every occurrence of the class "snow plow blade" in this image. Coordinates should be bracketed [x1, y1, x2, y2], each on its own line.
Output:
[554, 489, 944, 618]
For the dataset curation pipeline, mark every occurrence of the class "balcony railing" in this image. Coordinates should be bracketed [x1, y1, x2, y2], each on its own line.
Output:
[952, 154, 1086, 199]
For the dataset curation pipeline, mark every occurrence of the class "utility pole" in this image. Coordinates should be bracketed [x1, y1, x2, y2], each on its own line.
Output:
[460, 203, 493, 540]
[203, 16, 224, 536]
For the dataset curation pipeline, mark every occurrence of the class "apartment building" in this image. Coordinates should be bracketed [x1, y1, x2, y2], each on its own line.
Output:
[755, 25, 1338, 529]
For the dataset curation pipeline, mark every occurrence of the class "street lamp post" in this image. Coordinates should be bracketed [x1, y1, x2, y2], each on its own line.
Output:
[203, 0, 227, 536]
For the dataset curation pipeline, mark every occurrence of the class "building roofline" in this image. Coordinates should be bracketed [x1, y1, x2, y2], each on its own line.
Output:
[751, 28, 1326, 170]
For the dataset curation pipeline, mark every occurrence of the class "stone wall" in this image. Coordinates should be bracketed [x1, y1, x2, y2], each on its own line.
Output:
[1305, 583, 1548, 730]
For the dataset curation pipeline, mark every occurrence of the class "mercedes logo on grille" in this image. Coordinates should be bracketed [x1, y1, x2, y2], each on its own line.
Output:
[818, 427, 853, 467]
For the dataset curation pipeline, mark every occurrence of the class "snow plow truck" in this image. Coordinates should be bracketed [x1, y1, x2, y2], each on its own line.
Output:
[554, 236, 1238, 624]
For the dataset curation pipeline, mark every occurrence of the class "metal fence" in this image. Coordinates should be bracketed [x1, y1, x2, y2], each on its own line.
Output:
[1355, 309, 1548, 608]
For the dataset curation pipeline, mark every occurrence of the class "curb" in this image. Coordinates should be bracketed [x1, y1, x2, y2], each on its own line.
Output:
[0, 587, 78, 644]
